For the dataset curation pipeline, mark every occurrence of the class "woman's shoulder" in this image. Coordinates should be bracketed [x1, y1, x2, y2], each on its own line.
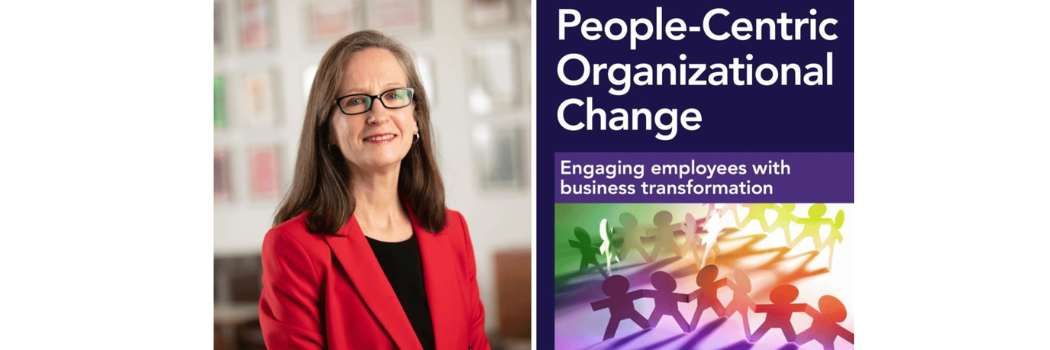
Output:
[264, 212, 330, 255]
[441, 208, 468, 232]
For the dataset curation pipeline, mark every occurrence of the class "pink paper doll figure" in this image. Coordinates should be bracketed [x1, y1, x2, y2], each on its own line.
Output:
[687, 265, 728, 329]
[569, 227, 609, 278]
[615, 212, 652, 262]
[750, 284, 808, 342]
[591, 275, 651, 340]
[725, 268, 758, 339]
[767, 203, 799, 244]
[795, 295, 854, 350]
[647, 210, 683, 261]
[822, 209, 845, 271]
[789, 204, 835, 249]
[640, 271, 691, 332]
[681, 213, 704, 269]
[738, 203, 773, 231]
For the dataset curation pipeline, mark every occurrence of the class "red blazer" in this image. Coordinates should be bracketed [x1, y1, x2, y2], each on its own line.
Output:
[259, 209, 491, 350]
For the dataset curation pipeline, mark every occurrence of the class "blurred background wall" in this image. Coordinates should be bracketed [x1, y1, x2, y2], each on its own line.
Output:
[214, 0, 531, 349]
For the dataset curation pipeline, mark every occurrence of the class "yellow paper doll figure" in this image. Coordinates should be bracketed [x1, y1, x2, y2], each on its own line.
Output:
[767, 203, 799, 244]
[701, 210, 724, 267]
[681, 212, 704, 270]
[789, 203, 835, 249]
[615, 212, 652, 262]
[647, 210, 683, 261]
[821, 209, 845, 271]
[737, 203, 773, 231]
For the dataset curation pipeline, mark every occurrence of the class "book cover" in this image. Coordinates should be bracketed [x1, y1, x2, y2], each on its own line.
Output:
[538, 1, 854, 349]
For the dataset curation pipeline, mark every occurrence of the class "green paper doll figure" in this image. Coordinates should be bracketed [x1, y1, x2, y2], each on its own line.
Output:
[767, 203, 799, 244]
[738, 203, 773, 232]
[647, 210, 682, 261]
[615, 212, 652, 263]
[568, 227, 609, 278]
[789, 204, 835, 249]
[822, 209, 845, 271]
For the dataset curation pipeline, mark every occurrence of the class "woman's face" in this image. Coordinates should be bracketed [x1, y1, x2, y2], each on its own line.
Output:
[330, 48, 419, 174]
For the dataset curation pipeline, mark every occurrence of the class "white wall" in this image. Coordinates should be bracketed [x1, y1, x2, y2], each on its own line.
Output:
[214, 0, 532, 331]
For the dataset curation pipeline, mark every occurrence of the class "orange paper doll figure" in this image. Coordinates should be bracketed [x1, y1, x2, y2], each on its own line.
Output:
[647, 210, 682, 261]
[767, 203, 799, 244]
[591, 275, 651, 340]
[738, 203, 773, 231]
[615, 212, 652, 262]
[681, 212, 704, 269]
[568, 227, 609, 278]
[821, 209, 845, 271]
[789, 204, 834, 249]
[795, 295, 854, 350]
[687, 265, 728, 329]
[640, 271, 691, 332]
[751, 284, 808, 342]
[725, 268, 758, 339]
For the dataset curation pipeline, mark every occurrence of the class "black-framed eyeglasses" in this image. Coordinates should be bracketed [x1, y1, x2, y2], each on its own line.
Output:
[333, 87, 415, 115]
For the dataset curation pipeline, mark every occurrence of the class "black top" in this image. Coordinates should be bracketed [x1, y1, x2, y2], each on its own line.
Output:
[366, 234, 436, 350]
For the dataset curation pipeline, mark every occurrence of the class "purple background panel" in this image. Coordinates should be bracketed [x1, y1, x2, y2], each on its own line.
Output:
[555, 152, 853, 203]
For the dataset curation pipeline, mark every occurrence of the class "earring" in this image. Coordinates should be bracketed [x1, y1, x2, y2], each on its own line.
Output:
[413, 132, 421, 143]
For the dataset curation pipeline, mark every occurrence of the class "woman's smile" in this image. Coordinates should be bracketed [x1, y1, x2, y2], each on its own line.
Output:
[363, 133, 398, 144]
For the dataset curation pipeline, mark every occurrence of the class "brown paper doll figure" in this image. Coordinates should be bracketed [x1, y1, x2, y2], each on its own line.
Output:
[750, 284, 808, 342]
[725, 268, 758, 339]
[795, 295, 855, 350]
[681, 212, 704, 269]
[615, 212, 652, 262]
[767, 204, 799, 244]
[591, 275, 651, 340]
[738, 203, 774, 231]
[640, 271, 691, 332]
[790, 204, 834, 249]
[687, 265, 728, 329]
[647, 210, 682, 261]
[569, 227, 609, 278]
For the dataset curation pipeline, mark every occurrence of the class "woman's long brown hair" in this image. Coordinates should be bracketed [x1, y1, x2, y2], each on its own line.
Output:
[273, 30, 446, 234]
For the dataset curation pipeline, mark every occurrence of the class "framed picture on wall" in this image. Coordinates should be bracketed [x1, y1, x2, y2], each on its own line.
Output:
[365, 0, 425, 34]
[468, 0, 513, 27]
[214, 149, 232, 202]
[238, 0, 272, 51]
[215, 75, 228, 129]
[466, 39, 519, 115]
[242, 70, 280, 127]
[307, 0, 362, 45]
[472, 124, 525, 189]
[249, 145, 280, 199]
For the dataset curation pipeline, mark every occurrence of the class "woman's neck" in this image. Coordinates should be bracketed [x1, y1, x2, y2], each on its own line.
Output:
[350, 165, 412, 241]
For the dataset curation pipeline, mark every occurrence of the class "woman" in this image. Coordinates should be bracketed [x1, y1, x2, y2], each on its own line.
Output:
[259, 30, 490, 350]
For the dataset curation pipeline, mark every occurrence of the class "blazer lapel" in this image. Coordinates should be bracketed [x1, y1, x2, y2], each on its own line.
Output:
[410, 211, 460, 350]
[324, 215, 422, 350]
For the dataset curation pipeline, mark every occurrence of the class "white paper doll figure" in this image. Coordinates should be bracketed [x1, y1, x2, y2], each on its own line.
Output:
[701, 209, 725, 268]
